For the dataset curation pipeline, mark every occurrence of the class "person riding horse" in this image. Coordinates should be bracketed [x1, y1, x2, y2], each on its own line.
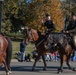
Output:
[66, 14, 76, 33]
[41, 14, 56, 34]
[41, 14, 56, 50]
[65, 14, 76, 49]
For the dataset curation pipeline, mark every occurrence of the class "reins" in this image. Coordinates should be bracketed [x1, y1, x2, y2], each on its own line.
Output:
[35, 39, 45, 47]
[30, 30, 45, 47]
[53, 36, 68, 49]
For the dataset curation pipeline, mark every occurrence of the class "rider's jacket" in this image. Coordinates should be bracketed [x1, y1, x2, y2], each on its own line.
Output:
[66, 20, 76, 33]
[44, 20, 56, 31]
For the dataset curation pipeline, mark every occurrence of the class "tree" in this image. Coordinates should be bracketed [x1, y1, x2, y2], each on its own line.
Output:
[26, 0, 64, 32]
[2, 0, 28, 33]
[2, 0, 64, 33]
[62, 0, 76, 18]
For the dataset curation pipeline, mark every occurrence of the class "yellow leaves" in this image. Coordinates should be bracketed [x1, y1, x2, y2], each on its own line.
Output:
[26, 0, 64, 32]
[47, 0, 64, 31]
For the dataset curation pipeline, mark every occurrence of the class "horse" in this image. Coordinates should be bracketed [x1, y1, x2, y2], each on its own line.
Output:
[47, 32, 76, 73]
[25, 28, 49, 71]
[0, 33, 12, 75]
[25, 28, 76, 73]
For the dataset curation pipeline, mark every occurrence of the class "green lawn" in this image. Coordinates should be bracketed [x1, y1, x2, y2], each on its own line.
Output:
[12, 41, 34, 59]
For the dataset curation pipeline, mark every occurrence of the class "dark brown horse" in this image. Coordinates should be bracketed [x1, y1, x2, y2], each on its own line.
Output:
[47, 33, 76, 73]
[25, 28, 76, 73]
[0, 34, 12, 75]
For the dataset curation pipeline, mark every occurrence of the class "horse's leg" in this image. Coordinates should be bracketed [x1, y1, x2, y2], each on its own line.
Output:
[42, 55, 47, 70]
[6, 60, 12, 74]
[58, 58, 63, 73]
[3, 58, 9, 75]
[32, 55, 40, 71]
[66, 54, 76, 71]
[6, 36, 12, 74]
[3, 58, 11, 75]
[58, 55, 65, 73]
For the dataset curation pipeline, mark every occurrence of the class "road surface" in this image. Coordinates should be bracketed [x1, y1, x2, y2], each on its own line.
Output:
[0, 60, 76, 75]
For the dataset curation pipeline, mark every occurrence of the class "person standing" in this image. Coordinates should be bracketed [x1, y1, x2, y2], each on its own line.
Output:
[20, 39, 26, 62]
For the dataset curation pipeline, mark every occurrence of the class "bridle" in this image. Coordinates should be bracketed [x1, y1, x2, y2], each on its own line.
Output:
[26, 29, 46, 47]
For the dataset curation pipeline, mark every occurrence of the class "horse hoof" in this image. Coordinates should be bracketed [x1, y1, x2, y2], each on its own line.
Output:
[43, 68, 46, 71]
[57, 68, 63, 74]
[57, 71, 59, 74]
[6, 72, 9, 75]
[57, 70, 60, 74]
[32, 68, 34, 71]
[57, 71, 62, 74]
[73, 68, 76, 71]
[9, 71, 12, 74]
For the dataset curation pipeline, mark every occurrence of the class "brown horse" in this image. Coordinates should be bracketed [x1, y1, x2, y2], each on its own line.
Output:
[25, 28, 48, 70]
[25, 28, 76, 73]
[47, 33, 76, 73]
[0, 34, 12, 75]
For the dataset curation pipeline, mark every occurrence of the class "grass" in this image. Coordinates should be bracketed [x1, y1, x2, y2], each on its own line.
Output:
[12, 41, 34, 59]
[6, 32, 35, 59]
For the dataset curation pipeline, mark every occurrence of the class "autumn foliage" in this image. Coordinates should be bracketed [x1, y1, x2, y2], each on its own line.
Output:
[27, 0, 64, 32]
[3, 0, 64, 33]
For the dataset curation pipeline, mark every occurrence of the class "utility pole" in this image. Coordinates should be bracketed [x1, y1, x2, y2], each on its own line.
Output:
[0, 0, 4, 32]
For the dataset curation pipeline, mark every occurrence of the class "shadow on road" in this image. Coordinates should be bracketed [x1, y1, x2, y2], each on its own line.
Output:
[1, 65, 76, 72]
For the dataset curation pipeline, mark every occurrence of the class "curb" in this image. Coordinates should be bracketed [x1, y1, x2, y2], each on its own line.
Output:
[11, 59, 18, 62]
[11, 59, 43, 62]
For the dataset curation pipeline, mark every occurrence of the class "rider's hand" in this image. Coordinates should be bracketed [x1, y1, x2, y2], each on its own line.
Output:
[66, 31, 69, 33]
[46, 29, 48, 31]
[41, 19, 45, 24]
[63, 30, 65, 33]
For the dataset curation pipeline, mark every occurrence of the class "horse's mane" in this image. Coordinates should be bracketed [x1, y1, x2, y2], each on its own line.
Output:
[31, 28, 42, 36]
[37, 30, 41, 36]
[0, 32, 6, 36]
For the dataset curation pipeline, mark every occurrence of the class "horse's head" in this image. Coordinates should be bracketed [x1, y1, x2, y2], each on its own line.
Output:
[24, 28, 32, 44]
[25, 28, 39, 44]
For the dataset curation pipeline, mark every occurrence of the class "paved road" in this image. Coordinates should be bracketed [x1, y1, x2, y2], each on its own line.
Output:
[0, 60, 76, 75]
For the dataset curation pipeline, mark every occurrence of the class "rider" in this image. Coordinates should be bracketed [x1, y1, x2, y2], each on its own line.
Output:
[41, 14, 56, 34]
[66, 14, 76, 33]
[66, 14, 76, 49]
[41, 14, 56, 50]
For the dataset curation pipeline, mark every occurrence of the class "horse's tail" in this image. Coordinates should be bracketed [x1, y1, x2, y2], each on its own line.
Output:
[6, 36, 12, 69]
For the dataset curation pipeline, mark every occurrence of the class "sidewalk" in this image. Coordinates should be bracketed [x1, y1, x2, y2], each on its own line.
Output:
[11, 59, 43, 62]
[11, 59, 18, 62]
[11, 59, 35, 62]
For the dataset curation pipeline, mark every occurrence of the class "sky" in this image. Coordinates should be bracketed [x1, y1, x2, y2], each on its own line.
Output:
[26, 0, 66, 2]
